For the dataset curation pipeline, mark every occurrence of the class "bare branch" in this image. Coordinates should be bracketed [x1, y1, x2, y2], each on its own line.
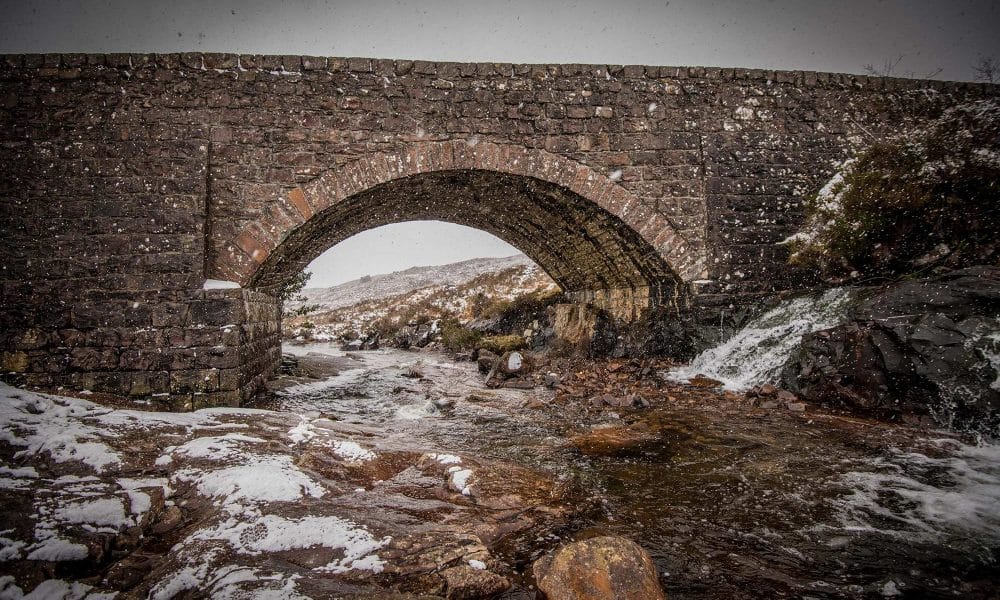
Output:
[973, 56, 998, 83]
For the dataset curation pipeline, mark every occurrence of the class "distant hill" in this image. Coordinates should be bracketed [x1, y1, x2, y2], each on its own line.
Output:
[284, 255, 557, 340]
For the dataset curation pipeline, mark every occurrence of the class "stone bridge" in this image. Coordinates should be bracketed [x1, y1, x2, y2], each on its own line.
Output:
[1, 53, 995, 408]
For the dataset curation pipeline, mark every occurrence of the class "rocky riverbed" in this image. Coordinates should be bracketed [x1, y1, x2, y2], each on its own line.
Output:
[1, 345, 999, 598]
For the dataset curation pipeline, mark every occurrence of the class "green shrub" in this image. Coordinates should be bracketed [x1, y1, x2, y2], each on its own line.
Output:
[784, 100, 1000, 277]
[440, 319, 482, 351]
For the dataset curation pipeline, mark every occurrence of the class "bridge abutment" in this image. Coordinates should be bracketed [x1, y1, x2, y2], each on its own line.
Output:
[1, 287, 280, 409]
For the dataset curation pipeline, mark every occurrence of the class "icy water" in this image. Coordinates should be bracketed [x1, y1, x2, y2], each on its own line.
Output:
[274, 344, 1000, 599]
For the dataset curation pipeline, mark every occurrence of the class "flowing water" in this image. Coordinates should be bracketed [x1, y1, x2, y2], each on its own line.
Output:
[272, 339, 1000, 599]
[667, 288, 857, 391]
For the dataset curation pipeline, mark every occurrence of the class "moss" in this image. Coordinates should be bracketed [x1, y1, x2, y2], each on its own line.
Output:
[477, 334, 527, 355]
[788, 100, 1000, 277]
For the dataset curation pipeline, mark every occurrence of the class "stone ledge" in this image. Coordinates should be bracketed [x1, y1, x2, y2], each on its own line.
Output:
[3, 53, 996, 92]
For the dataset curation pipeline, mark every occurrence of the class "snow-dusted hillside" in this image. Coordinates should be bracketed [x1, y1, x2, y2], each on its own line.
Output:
[284, 255, 557, 340]
[287, 255, 543, 312]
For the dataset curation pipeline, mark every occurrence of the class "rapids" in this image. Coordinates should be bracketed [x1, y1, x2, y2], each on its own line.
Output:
[270, 344, 1000, 599]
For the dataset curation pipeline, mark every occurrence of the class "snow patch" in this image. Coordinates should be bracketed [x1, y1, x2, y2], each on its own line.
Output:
[186, 513, 390, 574]
[0, 577, 115, 600]
[174, 455, 325, 508]
[203, 279, 241, 290]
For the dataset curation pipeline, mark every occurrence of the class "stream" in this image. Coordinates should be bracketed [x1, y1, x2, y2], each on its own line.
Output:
[270, 343, 1000, 599]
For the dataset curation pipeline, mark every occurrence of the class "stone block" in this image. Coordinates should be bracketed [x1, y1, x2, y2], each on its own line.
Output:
[2, 351, 29, 373]
[129, 371, 169, 396]
[189, 299, 243, 327]
[170, 368, 219, 394]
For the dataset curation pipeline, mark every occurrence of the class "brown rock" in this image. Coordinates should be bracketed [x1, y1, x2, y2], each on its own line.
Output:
[688, 375, 723, 388]
[569, 426, 660, 456]
[477, 350, 498, 374]
[750, 383, 779, 397]
[534, 536, 665, 600]
[439, 564, 510, 599]
[150, 505, 184, 534]
[776, 389, 797, 402]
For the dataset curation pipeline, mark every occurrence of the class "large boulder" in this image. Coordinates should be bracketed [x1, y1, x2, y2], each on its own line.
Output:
[533, 535, 666, 600]
[550, 304, 616, 356]
[782, 267, 1000, 434]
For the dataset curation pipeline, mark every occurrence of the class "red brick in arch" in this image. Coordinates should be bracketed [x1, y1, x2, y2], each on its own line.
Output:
[211, 140, 704, 288]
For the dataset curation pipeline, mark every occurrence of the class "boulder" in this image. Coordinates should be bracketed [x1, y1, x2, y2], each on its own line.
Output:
[439, 564, 510, 599]
[781, 267, 1000, 434]
[341, 331, 380, 351]
[500, 351, 526, 375]
[477, 350, 498, 374]
[533, 535, 665, 600]
[550, 303, 616, 356]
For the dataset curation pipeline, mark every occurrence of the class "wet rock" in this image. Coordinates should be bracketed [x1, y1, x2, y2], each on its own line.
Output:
[150, 505, 184, 534]
[433, 396, 456, 410]
[783, 312, 1000, 432]
[749, 383, 779, 397]
[502, 379, 535, 390]
[439, 564, 510, 599]
[342, 331, 381, 351]
[776, 390, 798, 403]
[569, 425, 661, 457]
[402, 367, 424, 379]
[533, 535, 666, 600]
[279, 353, 298, 375]
[396, 322, 437, 349]
[550, 303, 616, 356]
[687, 375, 723, 388]
[477, 350, 498, 374]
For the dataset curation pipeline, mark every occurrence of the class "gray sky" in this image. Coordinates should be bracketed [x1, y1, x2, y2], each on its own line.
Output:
[3, 0, 997, 286]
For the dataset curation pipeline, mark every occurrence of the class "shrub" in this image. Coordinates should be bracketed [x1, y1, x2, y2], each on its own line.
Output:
[784, 100, 1000, 277]
[439, 319, 482, 351]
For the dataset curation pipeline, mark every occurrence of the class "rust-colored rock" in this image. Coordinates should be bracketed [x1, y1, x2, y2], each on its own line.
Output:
[569, 425, 661, 456]
[533, 535, 666, 600]
[687, 375, 724, 388]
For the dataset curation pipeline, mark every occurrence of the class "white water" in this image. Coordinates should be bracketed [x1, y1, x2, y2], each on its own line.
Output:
[825, 438, 1000, 547]
[668, 288, 856, 391]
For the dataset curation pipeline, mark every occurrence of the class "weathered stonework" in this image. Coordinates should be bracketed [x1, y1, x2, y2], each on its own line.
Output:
[0, 53, 996, 407]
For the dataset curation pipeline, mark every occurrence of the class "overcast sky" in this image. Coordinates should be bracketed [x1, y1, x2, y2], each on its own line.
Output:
[2, 0, 997, 286]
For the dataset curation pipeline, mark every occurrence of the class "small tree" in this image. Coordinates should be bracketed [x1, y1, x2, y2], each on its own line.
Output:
[279, 270, 320, 318]
[862, 54, 942, 79]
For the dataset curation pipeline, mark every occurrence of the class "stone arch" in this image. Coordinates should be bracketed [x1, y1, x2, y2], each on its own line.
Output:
[209, 141, 699, 309]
